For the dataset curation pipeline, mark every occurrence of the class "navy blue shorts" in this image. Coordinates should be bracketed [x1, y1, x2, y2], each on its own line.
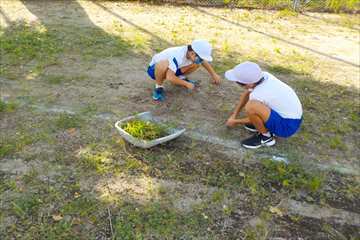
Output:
[147, 64, 183, 80]
[265, 109, 302, 138]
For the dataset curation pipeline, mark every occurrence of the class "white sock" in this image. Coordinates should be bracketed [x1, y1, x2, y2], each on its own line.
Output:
[155, 84, 164, 89]
[262, 132, 271, 137]
[178, 75, 186, 80]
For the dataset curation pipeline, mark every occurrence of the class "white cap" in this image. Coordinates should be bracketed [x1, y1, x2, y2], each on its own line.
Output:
[225, 61, 263, 84]
[191, 39, 213, 62]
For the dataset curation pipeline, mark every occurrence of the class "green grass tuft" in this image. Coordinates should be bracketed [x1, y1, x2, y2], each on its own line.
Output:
[261, 159, 324, 192]
[121, 119, 168, 141]
[11, 194, 43, 218]
[0, 99, 17, 113]
[0, 132, 35, 158]
[54, 113, 83, 130]
[79, 147, 114, 174]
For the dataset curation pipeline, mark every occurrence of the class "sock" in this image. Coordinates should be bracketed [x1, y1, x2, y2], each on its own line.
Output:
[262, 132, 271, 137]
[178, 75, 186, 80]
[155, 84, 164, 89]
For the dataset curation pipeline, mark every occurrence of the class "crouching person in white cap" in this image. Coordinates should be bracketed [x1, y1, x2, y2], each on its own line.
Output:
[225, 61, 303, 149]
[147, 39, 221, 101]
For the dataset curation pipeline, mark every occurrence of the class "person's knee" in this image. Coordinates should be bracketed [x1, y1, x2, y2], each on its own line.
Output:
[165, 69, 176, 82]
[245, 101, 258, 115]
[246, 101, 271, 121]
[156, 60, 169, 74]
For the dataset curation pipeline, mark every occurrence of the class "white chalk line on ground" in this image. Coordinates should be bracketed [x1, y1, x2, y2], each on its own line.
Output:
[3, 101, 358, 176]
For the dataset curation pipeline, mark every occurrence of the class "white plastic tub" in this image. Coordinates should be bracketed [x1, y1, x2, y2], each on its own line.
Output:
[114, 112, 186, 148]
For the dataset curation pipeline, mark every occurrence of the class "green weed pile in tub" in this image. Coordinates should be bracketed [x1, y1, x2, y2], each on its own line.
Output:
[121, 119, 168, 141]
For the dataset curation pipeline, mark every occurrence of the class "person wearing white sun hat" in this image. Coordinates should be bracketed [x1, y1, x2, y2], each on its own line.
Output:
[225, 61, 303, 149]
[147, 39, 221, 101]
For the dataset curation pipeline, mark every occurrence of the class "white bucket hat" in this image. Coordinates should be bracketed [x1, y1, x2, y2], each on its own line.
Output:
[225, 61, 263, 84]
[191, 39, 213, 62]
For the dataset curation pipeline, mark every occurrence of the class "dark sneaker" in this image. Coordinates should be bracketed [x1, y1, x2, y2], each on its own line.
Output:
[152, 87, 165, 101]
[244, 124, 257, 132]
[241, 133, 276, 149]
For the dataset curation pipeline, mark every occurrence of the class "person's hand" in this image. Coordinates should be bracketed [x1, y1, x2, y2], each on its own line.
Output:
[212, 74, 221, 85]
[226, 116, 237, 127]
[186, 82, 195, 90]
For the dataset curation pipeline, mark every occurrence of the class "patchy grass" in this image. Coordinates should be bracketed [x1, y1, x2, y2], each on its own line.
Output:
[43, 74, 87, 85]
[0, 22, 61, 64]
[77, 145, 116, 174]
[114, 202, 208, 239]
[0, 99, 17, 113]
[0, 132, 34, 158]
[63, 26, 134, 60]
[261, 159, 324, 193]
[0, 1, 359, 239]
[54, 113, 83, 130]
[0, 22, 63, 78]
[0, 22, 135, 79]
[11, 193, 42, 219]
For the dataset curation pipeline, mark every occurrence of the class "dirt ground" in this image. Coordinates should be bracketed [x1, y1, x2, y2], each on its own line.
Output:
[0, 0, 359, 239]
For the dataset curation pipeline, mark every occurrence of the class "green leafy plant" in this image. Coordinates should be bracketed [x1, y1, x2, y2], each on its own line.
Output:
[121, 119, 168, 140]
[261, 159, 324, 192]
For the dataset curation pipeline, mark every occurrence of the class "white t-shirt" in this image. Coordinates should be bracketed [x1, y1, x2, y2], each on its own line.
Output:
[149, 46, 193, 73]
[249, 72, 303, 119]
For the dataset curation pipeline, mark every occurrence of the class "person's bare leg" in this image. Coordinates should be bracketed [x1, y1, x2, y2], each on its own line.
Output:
[154, 60, 169, 86]
[179, 63, 200, 75]
[165, 69, 192, 88]
[245, 100, 271, 134]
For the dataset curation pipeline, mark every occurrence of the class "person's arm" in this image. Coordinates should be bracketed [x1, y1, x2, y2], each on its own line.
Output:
[201, 60, 221, 84]
[232, 90, 250, 117]
[166, 70, 194, 89]
[226, 90, 250, 127]
[167, 57, 194, 89]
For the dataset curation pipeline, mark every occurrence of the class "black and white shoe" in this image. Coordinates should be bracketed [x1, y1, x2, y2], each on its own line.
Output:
[244, 124, 257, 132]
[241, 133, 276, 149]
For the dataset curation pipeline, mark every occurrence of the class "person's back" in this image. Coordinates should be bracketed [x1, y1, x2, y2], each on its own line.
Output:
[250, 72, 302, 120]
[150, 46, 193, 71]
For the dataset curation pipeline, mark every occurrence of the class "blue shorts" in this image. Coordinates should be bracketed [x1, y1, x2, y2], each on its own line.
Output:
[147, 64, 183, 80]
[265, 109, 302, 138]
